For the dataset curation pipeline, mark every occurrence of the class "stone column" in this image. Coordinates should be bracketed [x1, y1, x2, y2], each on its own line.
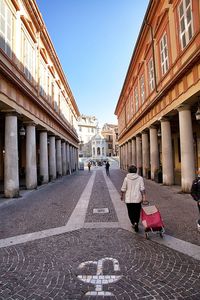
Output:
[142, 131, 150, 178]
[136, 135, 142, 175]
[149, 126, 159, 180]
[125, 142, 128, 170]
[178, 105, 195, 192]
[128, 140, 132, 167]
[39, 131, 49, 183]
[131, 138, 136, 165]
[61, 141, 67, 175]
[75, 147, 78, 171]
[66, 142, 70, 174]
[56, 138, 62, 177]
[49, 135, 56, 180]
[70, 145, 73, 172]
[161, 118, 174, 185]
[119, 146, 122, 169]
[26, 123, 37, 189]
[4, 113, 19, 198]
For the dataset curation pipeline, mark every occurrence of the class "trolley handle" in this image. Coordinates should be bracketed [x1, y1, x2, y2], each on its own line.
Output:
[142, 200, 150, 206]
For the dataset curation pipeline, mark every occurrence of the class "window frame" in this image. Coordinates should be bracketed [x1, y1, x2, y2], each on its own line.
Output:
[0, 0, 14, 59]
[134, 86, 139, 112]
[140, 74, 145, 103]
[178, 0, 194, 50]
[21, 25, 36, 82]
[148, 57, 155, 92]
[160, 32, 169, 76]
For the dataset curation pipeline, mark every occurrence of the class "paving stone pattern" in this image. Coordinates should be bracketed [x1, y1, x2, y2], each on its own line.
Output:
[85, 171, 118, 223]
[0, 173, 91, 239]
[0, 229, 200, 299]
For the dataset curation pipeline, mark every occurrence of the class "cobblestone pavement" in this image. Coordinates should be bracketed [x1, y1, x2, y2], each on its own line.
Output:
[0, 165, 200, 299]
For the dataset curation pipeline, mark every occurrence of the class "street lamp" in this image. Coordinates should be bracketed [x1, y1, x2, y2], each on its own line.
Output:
[195, 97, 200, 121]
[19, 126, 26, 136]
[157, 128, 161, 137]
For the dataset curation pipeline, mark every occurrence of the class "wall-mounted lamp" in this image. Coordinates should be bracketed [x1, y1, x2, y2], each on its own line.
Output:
[157, 128, 161, 137]
[19, 126, 26, 136]
[195, 97, 200, 121]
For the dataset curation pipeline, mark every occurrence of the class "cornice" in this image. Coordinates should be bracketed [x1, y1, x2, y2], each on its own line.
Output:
[0, 58, 79, 142]
[22, 0, 80, 117]
[118, 46, 200, 141]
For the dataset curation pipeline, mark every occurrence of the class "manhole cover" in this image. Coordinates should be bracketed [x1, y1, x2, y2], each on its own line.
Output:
[93, 208, 109, 214]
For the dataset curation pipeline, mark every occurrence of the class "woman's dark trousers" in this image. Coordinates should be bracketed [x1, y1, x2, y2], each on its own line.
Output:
[126, 203, 142, 225]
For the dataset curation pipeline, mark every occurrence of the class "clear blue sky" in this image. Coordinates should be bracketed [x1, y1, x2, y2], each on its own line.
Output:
[36, 0, 149, 126]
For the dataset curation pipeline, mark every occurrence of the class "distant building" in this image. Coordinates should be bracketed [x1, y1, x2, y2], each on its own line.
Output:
[77, 115, 98, 157]
[91, 128, 107, 160]
[101, 124, 119, 156]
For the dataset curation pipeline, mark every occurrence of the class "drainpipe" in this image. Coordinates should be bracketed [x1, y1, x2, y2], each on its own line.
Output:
[145, 22, 158, 93]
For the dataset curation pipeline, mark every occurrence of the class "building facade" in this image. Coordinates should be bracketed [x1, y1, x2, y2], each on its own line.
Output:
[101, 123, 119, 156]
[0, 0, 80, 197]
[115, 0, 200, 192]
[77, 115, 98, 157]
[91, 130, 107, 160]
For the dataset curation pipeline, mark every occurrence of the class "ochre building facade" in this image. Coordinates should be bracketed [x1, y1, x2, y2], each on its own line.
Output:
[115, 0, 200, 192]
[0, 0, 80, 197]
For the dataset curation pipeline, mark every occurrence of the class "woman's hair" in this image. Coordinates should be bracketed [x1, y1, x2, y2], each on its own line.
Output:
[128, 165, 137, 173]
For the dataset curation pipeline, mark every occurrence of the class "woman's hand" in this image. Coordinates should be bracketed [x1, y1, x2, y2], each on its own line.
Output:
[120, 192, 124, 201]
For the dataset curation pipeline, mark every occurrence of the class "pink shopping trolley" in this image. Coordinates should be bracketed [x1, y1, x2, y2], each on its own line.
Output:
[141, 205, 165, 239]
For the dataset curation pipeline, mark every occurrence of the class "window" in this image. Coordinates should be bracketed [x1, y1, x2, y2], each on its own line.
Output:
[0, 0, 13, 58]
[140, 75, 145, 103]
[134, 87, 139, 112]
[179, 0, 194, 49]
[148, 58, 155, 92]
[21, 29, 35, 82]
[160, 32, 169, 75]
[130, 90, 134, 116]
[79, 126, 82, 132]
[54, 83, 59, 113]
[39, 59, 47, 97]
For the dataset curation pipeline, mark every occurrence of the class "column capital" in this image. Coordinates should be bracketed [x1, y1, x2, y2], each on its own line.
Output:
[160, 116, 170, 123]
[141, 129, 149, 134]
[3, 109, 18, 117]
[149, 125, 157, 129]
[24, 121, 36, 127]
[177, 104, 191, 112]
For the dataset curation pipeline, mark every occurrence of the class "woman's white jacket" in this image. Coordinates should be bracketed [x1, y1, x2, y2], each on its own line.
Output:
[121, 173, 145, 203]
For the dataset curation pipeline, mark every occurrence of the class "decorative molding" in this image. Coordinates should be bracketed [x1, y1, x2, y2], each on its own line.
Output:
[20, 15, 37, 43]
[11, 0, 20, 11]
[40, 48, 48, 64]
[48, 65, 56, 78]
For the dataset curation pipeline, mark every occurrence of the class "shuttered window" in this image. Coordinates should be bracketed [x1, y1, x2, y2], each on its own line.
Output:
[21, 29, 35, 82]
[0, 0, 13, 58]
[140, 75, 145, 103]
[148, 58, 155, 92]
[160, 32, 169, 75]
[179, 0, 194, 49]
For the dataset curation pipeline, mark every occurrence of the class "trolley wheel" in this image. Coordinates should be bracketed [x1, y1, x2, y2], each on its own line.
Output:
[159, 231, 164, 238]
[145, 232, 149, 239]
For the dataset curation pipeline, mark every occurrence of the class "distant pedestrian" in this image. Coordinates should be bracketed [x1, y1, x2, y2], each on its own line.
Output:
[87, 162, 91, 172]
[121, 165, 146, 232]
[105, 161, 110, 176]
[190, 168, 200, 231]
